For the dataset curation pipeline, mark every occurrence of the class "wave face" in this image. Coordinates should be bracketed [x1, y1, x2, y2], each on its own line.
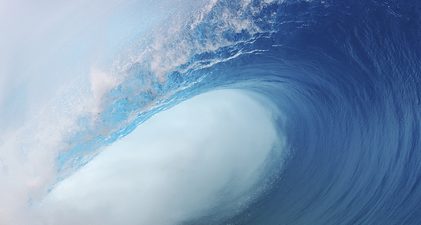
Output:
[213, 2, 421, 224]
[1, 0, 420, 224]
[58, 0, 420, 224]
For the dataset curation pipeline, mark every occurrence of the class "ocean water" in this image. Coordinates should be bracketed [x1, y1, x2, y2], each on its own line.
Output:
[0, 0, 420, 224]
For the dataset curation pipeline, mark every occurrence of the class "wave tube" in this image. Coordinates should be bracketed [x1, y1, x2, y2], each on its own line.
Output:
[0, 0, 420, 225]
[41, 90, 285, 225]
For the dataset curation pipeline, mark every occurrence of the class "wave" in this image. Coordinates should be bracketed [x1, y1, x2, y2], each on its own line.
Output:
[0, 0, 420, 224]
[58, 0, 421, 224]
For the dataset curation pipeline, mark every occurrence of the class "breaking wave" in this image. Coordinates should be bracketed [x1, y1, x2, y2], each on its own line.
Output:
[0, 0, 420, 224]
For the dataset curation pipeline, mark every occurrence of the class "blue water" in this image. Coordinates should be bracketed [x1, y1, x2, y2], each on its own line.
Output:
[57, 0, 421, 224]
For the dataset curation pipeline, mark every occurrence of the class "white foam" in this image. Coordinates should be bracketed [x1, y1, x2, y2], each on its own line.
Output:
[89, 68, 120, 114]
[39, 90, 284, 225]
[116, 0, 277, 83]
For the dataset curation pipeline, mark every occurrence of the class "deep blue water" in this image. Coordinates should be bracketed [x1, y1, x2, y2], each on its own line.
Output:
[58, 0, 421, 224]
